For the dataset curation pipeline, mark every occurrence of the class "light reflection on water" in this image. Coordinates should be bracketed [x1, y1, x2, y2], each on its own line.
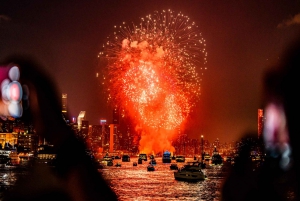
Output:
[0, 158, 229, 201]
[100, 158, 228, 201]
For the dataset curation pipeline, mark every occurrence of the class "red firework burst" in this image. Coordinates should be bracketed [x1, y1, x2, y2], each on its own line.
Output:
[98, 9, 207, 154]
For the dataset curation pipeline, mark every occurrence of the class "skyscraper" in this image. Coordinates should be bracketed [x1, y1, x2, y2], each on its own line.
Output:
[62, 93, 67, 120]
[81, 120, 89, 140]
[77, 111, 86, 130]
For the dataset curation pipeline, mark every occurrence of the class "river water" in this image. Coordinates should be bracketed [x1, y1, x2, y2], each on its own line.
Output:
[99, 157, 230, 201]
[0, 157, 230, 201]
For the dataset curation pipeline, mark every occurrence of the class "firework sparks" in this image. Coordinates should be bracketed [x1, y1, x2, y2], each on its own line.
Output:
[99, 9, 207, 154]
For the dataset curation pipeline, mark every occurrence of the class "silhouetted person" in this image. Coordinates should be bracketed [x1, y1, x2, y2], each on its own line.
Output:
[256, 36, 300, 201]
[221, 36, 300, 201]
[0, 54, 118, 201]
[221, 131, 263, 201]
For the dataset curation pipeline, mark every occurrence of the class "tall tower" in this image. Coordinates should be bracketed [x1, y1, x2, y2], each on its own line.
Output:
[109, 124, 114, 153]
[62, 93, 67, 115]
[100, 119, 107, 148]
[81, 120, 89, 140]
[77, 111, 86, 130]
[258, 109, 264, 139]
[61, 93, 68, 121]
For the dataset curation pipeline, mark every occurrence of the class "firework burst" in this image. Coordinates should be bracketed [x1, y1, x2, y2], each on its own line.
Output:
[99, 9, 207, 154]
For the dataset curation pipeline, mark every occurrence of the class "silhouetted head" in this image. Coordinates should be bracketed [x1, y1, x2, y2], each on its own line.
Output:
[0, 54, 71, 146]
[0, 54, 118, 201]
[262, 37, 300, 191]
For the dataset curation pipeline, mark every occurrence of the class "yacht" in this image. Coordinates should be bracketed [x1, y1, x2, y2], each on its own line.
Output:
[139, 153, 147, 161]
[35, 144, 57, 167]
[147, 164, 155, 171]
[106, 160, 113, 166]
[122, 154, 130, 162]
[170, 163, 178, 170]
[162, 150, 171, 163]
[103, 153, 113, 162]
[175, 155, 185, 162]
[149, 159, 157, 165]
[211, 147, 223, 165]
[174, 162, 206, 182]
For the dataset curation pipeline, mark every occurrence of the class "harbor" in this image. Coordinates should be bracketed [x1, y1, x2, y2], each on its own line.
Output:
[99, 157, 229, 201]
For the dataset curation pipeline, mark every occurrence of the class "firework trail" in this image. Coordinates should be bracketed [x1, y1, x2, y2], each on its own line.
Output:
[99, 9, 207, 154]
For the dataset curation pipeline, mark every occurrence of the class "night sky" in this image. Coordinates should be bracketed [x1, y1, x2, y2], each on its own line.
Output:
[1, 0, 300, 143]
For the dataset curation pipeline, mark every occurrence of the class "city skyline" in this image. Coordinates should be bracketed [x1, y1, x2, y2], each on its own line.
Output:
[1, 1, 300, 143]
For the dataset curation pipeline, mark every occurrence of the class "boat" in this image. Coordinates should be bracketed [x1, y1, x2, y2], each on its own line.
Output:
[0, 155, 12, 167]
[35, 144, 57, 167]
[103, 153, 113, 162]
[138, 158, 143, 164]
[162, 150, 171, 163]
[211, 147, 223, 165]
[174, 161, 206, 182]
[115, 162, 121, 167]
[149, 159, 157, 165]
[107, 160, 113, 166]
[170, 163, 178, 170]
[133, 162, 137, 166]
[147, 164, 155, 171]
[204, 153, 211, 162]
[175, 155, 185, 162]
[139, 153, 147, 161]
[122, 154, 130, 162]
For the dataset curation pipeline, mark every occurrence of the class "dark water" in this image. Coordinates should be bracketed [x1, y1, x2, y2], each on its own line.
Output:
[0, 158, 229, 201]
[100, 157, 229, 201]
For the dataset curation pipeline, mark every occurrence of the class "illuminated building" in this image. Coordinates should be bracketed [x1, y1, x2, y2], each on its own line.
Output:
[110, 124, 114, 152]
[258, 109, 264, 139]
[17, 132, 38, 154]
[62, 93, 67, 118]
[90, 125, 102, 152]
[81, 120, 89, 140]
[0, 133, 18, 149]
[100, 119, 106, 126]
[77, 111, 86, 130]
[101, 124, 111, 152]
[0, 119, 38, 155]
[106, 123, 121, 153]
[100, 119, 107, 147]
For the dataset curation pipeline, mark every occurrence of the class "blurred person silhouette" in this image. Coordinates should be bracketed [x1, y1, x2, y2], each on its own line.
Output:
[256, 36, 300, 201]
[221, 130, 263, 201]
[221, 36, 300, 201]
[0, 54, 118, 201]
